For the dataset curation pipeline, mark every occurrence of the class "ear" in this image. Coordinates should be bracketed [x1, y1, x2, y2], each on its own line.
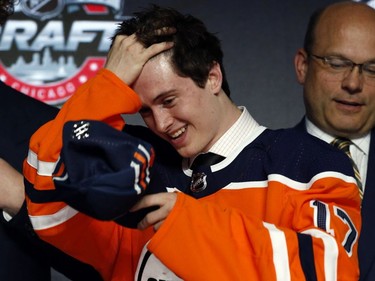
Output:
[294, 48, 309, 84]
[206, 62, 223, 94]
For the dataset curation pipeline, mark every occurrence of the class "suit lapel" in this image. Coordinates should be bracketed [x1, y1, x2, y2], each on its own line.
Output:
[293, 118, 306, 133]
[358, 129, 375, 280]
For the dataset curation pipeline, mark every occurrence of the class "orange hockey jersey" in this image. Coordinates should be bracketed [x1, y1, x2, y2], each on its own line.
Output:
[23, 69, 361, 280]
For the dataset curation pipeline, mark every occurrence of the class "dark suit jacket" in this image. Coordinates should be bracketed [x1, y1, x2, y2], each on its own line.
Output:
[295, 118, 375, 281]
[0, 81, 102, 280]
[358, 128, 375, 281]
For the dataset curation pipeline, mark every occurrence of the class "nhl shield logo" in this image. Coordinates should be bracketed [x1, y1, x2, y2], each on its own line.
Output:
[21, 0, 64, 21]
[190, 172, 208, 193]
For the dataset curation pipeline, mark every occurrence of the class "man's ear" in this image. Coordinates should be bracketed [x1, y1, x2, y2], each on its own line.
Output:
[207, 62, 223, 94]
[294, 48, 309, 84]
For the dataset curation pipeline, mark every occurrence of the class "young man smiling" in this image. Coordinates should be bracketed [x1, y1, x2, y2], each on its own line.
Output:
[14, 5, 362, 280]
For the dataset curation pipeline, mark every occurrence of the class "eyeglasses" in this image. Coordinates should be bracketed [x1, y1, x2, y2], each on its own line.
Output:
[310, 54, 375, 85]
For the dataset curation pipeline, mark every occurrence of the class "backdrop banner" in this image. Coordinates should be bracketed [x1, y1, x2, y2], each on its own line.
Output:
[0, 0, 372, 128]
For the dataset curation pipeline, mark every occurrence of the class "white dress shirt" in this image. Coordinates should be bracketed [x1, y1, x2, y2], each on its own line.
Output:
[189, 106, 266, 167]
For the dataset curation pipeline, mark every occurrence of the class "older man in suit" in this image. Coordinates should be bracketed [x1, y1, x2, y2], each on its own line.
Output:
[294, 2, 375, 280]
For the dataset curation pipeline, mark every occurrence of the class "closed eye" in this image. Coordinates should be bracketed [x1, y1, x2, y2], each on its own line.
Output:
[327, 59, 351, 69]
[139, 107, 152, 117]
[162, 97, 176, 107]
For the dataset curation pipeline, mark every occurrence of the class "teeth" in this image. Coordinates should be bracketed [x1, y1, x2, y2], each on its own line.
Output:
[171, 127, 186, 139]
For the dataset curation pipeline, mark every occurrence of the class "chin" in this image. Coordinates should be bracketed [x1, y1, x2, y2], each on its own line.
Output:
[175, 147, 196, 159]
[331, 126, 364, 138]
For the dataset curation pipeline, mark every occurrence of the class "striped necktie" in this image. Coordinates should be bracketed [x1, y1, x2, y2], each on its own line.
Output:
[331, 137, 363, 200]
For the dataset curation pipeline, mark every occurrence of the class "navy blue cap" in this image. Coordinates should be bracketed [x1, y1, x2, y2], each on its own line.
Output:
[54, 120, 155, 226]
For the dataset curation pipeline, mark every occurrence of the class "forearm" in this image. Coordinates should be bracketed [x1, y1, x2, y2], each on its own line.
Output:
[0, 158, 25, 216]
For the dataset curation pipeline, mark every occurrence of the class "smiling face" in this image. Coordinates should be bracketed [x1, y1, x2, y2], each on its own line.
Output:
[132, 54, 234, 158]
[295, 3, 375, 138]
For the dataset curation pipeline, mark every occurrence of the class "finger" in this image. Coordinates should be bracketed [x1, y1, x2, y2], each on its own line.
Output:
[135, 193, 177, 230]
[109, 34, 129, 51]
[143, 41, 174, 58]
[130, 193, 164, 212]
[153, 220, 165, 231]
[112, 34, 135, 44]
[137, 203, 171, 230]
[137, 207, 165, 230]
[154, 27, 176, 36]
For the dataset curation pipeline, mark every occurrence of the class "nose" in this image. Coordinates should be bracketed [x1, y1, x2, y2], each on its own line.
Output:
[341, 65, 364, 94]
[153, 109, 173, 133]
